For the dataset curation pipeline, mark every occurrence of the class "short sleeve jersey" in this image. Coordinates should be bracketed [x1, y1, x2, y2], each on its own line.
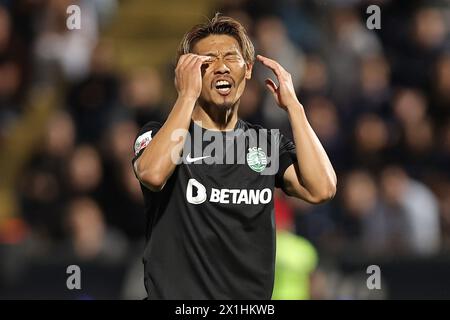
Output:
[132, 119, 297, 299]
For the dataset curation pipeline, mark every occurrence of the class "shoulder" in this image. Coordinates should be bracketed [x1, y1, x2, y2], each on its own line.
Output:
[133, 121, 163, 156]
[137, 121, 163, 134]
[134, 121, 163, 142]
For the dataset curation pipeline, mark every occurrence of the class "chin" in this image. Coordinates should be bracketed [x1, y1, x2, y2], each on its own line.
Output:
[199, 94, 237, 110]
[215, 100, 235, 110]
[202, 97, 232, 109]
[216, 94, 238, 108]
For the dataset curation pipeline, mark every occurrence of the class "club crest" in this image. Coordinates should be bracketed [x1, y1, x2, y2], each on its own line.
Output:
[247, 147, 267, 173]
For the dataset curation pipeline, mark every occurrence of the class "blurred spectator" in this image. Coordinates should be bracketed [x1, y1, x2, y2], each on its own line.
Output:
[402, 118, 436, 175]
[67, 41, 120, 144]
[310, 267, 334, 300]
[278, 0, 324, 52]
[45, 110, 77, 159]
[297, 55, 330, 101]
[34, 0, 99, 82]
[61, 196, 127, 263]
[392, 88, 438, 177]
[336, 170, 383, 257]
[413, 7, 447, 51]
[305, 96, 345, 170]
[120, 67, 167, 128]
[346, 54, 392, 124]
[0, 3, 30, 94]
[351, 113, 391, 171]
[0, 5, 26, 135]
[434, 180, 450, 250]
[393, 88, 427, 127]
[380, 166, 441, 257]
[390, 6, 448, 88]
[18, 111, 76, 241]
[19, 168, 64, 241]
[238, 79, 264, 125]
[327, 7, 382, 108]
[0, 60, 22, 135]
[101, 118, 139, 165]
[336, 166, 440, 259]
[436, 121, 450, 174]
[91, 0, 118, 28]
[98, 120, 145, 241]
[430, 53, 450, 127]
[0, 5, 11, 54]
[66, 144, 103, 197]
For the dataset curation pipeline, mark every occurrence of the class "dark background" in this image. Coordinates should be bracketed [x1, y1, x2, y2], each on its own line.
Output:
[0, 0, 449, 299]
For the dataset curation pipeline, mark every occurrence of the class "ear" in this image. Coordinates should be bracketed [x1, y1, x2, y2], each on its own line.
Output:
[245, 62, 253, 80]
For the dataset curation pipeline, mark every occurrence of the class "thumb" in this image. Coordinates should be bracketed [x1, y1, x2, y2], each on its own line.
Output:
[264, 78, 278, 95]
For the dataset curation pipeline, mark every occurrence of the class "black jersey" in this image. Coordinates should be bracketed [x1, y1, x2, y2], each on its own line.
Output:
[132, 119, 297, 299]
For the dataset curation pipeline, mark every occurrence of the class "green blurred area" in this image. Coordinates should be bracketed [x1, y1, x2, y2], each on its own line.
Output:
[273, 231, 318, 300]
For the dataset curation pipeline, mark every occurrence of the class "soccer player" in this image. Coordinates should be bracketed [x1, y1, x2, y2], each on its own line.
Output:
[132, 14, 336, 299]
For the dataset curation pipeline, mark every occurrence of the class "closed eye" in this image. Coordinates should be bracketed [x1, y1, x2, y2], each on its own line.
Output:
[202, 54, 241, 63]
[225, 55, 240, 62]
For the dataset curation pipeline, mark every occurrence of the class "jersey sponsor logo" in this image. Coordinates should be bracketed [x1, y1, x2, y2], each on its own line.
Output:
[186, 179, 272, 205]
[186, 178, 207, 204]
[247, 147, 267, 173]
[185, 153, 211, 163]
[134, 130, 153, 155]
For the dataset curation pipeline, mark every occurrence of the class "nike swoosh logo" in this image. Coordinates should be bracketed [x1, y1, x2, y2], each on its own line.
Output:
[186, 153, 211, 163]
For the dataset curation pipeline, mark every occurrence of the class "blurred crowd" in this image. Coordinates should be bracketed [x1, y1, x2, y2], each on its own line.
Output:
[0, 0, 449, 299]
[222, 0, 450, 263]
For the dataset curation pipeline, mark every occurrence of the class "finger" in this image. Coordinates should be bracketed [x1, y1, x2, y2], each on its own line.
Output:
[198, 55, 213, 67]
[186, 55, 212, 69]
[181, 54, 199, 68]
[177, 54, 192, 67]
[257, 54, 285, 78]
[193, 56, 208, 70]
[197, 55, 212, 64]
[176, 54, 190, 71]
[196, 54, 213, 60]
[185, 59, 208, 75]
[258, 55, 283, 77]
[257, 54, 282, 67]
[190, 54, 212, 62]
[264, 78, 277, 95]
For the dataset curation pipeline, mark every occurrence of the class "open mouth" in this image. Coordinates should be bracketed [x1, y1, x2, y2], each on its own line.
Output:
[214, 80, 232, 95]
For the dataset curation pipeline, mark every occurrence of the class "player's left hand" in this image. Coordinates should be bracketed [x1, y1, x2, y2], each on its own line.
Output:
[257, 54, 301, 110]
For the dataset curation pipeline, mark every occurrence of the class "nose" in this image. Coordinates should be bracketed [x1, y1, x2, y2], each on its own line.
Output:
[212, 58, 231, 74]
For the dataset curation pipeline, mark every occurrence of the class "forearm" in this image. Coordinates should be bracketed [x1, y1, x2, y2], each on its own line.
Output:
[136, 96, 196, 189]
[286, 102, 337, 199]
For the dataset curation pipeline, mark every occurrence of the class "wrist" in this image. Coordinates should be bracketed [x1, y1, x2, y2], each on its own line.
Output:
[177, 94, 198, 105]
[285, 101, 304, 114]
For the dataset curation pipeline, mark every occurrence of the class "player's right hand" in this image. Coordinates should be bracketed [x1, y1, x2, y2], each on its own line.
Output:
[175, 54, 211, 100]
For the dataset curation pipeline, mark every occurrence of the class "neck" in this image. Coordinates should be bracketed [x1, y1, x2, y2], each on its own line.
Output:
[192, 101, 239, 131]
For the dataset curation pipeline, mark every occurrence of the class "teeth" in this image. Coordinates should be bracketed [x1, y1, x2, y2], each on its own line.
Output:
[216, 80, 230, 86]
[218, 87, 229, 92]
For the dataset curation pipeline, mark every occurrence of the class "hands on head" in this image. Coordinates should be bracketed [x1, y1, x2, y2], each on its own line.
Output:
[257, 54, 300, 110]
[174, 53, 300, 110]
[175, 54, 212, 100]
